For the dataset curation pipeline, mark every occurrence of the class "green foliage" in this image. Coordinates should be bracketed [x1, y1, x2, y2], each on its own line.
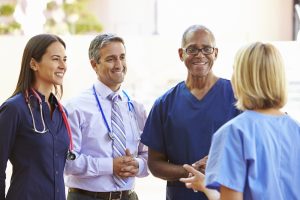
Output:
[0, 4, 21, 34]
[73, 14, 103, 34]
[0, 21, 21, 34]
[45, 0, 103, 34]
[0, 4, 15, 16]
[64, 0, 102, 34]
[46, 1, 59, 11]
[45, 18, 56, 27]
[63, 0, 85, 14]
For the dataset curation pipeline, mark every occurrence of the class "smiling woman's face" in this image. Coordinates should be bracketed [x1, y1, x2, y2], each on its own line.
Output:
[31, 41, 67, 89]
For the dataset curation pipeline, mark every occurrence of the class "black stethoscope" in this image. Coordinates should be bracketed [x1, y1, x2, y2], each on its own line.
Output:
[25, 88, 76, 160]
[92, 85, 136, 140]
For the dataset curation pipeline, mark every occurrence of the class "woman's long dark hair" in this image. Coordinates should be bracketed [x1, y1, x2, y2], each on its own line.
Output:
[12, 34, 66, 99]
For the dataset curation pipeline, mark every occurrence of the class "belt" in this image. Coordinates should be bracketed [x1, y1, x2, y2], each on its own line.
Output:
[69, 188, 131, 200]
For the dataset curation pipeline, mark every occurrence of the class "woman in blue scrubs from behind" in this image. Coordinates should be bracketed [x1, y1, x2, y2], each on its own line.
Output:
[0, 34, 70, 200]
[180, 42, 300, 200]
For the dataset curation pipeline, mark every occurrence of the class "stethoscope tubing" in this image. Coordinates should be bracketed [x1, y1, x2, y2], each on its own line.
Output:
[57, 101, 74, 151]
[92, 85, 136, 140]
[25, 89, 48, 134]
[25, 88, 75, 159]
[93, 85, 112, 134]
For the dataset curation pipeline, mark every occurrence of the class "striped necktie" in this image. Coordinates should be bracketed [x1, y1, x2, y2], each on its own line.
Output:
[110, 93, 127, 186]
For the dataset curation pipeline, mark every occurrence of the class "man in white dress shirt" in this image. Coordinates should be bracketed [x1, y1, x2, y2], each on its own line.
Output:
[64, 33, 148, 200]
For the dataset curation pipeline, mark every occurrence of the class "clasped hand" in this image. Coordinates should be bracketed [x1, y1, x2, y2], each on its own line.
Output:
[180, 164, 206, 191]
[113, 149, 139, 178]
[192, 155, 208, 174]
[180, 155, 208, 191]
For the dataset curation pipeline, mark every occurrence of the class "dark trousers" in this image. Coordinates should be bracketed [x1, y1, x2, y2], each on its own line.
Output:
[67, 190, 139, 200]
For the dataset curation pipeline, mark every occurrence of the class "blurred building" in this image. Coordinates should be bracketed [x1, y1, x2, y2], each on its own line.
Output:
[0, 0, 298, 40]
[87, 0, 295, 41]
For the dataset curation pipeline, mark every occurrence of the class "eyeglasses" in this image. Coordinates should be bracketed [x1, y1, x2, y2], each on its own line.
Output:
[183, 46, 215, 56]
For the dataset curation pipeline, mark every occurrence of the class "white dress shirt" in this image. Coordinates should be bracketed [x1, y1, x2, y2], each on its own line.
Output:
[64, 80, 148, 192]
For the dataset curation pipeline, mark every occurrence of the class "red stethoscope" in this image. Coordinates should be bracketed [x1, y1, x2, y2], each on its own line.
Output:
[25, 88, 76, 160]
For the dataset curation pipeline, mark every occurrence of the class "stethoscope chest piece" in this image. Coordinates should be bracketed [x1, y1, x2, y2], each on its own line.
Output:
[25, 89, 76, 161]
[108, 132, 115, 140]
[67, 151, 76, 160]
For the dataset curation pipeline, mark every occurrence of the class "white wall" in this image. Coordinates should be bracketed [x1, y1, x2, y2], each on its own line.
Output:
[88, 0, 156, 35]
[1, 35, 300, 200]
[1, 35, 299, 117]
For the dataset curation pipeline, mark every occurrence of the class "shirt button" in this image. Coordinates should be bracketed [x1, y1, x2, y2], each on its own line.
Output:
[57, 188, 59, 193]
[55, 171, 58, 175]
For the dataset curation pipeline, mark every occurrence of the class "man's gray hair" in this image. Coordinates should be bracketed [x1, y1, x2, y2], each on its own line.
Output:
[181, 25, 216, 47]
[88, 33, 125, 63]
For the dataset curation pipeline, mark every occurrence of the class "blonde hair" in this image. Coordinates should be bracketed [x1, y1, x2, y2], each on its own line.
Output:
[232, 42, 287, 111]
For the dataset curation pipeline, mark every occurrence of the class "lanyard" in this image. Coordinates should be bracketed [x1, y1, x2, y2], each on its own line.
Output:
[92, 85, 133, 136]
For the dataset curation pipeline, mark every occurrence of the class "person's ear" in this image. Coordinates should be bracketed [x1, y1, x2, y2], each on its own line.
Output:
[178, 48, 184, 61]
[214, 48, 218, 60]
[90, 59, 98, 72]
[30, 58, 38, 71]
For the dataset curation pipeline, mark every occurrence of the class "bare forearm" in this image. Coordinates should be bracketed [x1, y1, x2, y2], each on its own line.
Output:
[149, 160, 188, 181]
[203, 188, 220, 200]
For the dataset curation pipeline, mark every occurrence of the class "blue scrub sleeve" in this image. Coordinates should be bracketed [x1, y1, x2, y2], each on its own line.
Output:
[205, 125, 246, 192]
[141, 99, 166, 154]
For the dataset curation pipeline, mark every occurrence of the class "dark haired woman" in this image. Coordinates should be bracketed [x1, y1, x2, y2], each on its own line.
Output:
[0, 34, 71, 200]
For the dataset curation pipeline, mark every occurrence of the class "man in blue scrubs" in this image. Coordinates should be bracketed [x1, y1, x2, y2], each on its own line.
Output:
[141, 24, 240, 200]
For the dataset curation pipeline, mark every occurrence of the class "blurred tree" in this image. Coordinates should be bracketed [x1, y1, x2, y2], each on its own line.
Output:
[0, 4, 15, 16]
[45, 0, 102, 34]
[0, 3, 21, 34]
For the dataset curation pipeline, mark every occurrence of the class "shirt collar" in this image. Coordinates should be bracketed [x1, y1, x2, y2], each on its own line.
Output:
[28, 89, 58, 105]
[94, 80, 124, 101]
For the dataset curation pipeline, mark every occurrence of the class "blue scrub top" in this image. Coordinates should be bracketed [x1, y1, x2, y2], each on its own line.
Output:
[141, 79, 239, 200]
[0, 92, 69, 200]
[206, 110, 300, 200]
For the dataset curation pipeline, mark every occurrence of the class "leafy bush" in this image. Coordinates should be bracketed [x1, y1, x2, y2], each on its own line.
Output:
[45, 0, 103, 34]
[0, 21, 21, 34]
[73, 14, 103, 34]
[0, 4, 15, 16]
